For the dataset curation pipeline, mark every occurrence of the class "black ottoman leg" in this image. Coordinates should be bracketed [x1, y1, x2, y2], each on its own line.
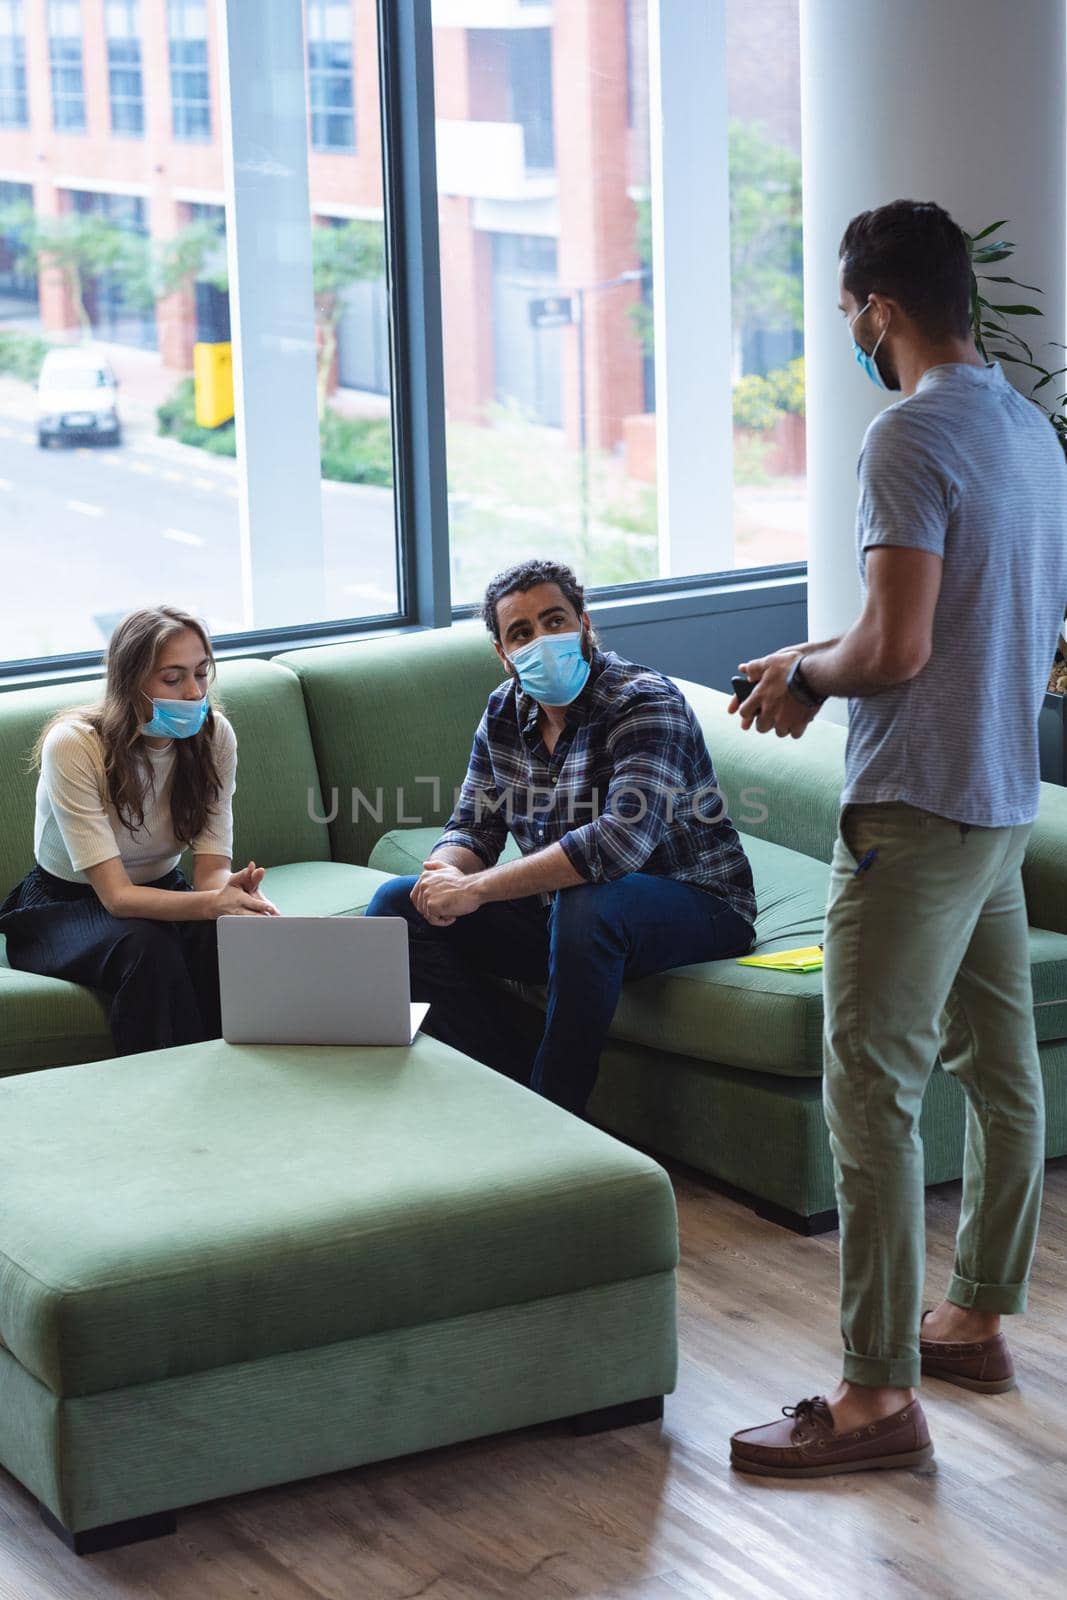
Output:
[39, 1502, 178, 1555]
[571, 1395, 664, 1435]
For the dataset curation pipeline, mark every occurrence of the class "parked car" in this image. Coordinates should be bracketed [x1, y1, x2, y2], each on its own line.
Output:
[36, 348, 122, 447]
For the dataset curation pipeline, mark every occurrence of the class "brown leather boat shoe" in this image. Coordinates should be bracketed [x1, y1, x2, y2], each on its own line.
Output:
[920, 1312, 1016, 1393]
[730, 1396, 933, 1479]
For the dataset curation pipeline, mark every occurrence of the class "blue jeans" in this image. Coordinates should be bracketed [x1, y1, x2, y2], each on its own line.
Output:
[366, 872, 754, 1116]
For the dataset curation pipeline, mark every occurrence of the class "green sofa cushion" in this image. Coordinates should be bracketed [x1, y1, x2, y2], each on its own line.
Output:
[0, 967, 111, 1079]
[276, 624, 507, 869]
[0, 862, 401, 1077]
[367, 827, 1067, 1076]
[369, 827, 522, 876]
[259, 860, 395, 918]
[0, 1035, 678, 1398]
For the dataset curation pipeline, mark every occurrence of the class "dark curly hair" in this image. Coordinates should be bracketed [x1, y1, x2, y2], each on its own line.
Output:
[480, 558, 592, 642]
[839, 200, 972, 340]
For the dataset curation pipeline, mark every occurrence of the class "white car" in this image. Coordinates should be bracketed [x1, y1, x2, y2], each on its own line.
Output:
[36, 348, 122, 447]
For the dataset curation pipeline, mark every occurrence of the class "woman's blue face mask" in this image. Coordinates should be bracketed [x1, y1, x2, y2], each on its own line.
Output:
[849, 300, 890, 391]
[141, 696, 210, 739]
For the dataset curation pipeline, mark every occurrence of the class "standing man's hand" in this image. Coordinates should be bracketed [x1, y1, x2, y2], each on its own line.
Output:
[730, 649, 819, 738]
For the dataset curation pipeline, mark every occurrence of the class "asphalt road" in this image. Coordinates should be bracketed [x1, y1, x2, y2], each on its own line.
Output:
[0, 393, 399, 664]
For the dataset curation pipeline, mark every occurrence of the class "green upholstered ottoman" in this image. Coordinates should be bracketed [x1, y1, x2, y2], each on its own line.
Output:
[0, 1035, 677, 1554]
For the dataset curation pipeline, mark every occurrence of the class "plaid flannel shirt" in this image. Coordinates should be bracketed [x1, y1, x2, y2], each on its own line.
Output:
[434, 648, 756, 924]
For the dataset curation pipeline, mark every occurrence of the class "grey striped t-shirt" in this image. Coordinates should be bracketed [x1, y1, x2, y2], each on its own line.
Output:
[843, 361, 1067, 827]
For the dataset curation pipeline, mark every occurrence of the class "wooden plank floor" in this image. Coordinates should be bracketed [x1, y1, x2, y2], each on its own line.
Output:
[3, 1161, 1066, 1600]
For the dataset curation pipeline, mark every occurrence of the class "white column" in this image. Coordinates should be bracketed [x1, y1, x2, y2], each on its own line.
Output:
[801, 0, 1067, 657]
[216, 0, 325, 629]
[648, 0, 734, 578]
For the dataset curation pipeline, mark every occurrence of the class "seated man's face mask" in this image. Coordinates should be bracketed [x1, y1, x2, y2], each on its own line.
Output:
[507, 630, 591, 707]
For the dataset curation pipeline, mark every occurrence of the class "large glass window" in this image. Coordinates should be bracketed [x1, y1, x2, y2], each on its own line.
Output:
[726, 0, 805, 569]
[433, 5, 657, 603]
[168, 0, 211, 142]
[0, 0, 804, 671]
[433, 0, 805, 603]
[49, 0, 86, 133]
[106, 0, 145, 137]
[0, 0, 27, 128]
[303, 1, 397, 623]
[307, 0, 355, 152]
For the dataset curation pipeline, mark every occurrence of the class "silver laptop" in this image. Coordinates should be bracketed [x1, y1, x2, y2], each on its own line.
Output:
[218, 916, 429, 1046]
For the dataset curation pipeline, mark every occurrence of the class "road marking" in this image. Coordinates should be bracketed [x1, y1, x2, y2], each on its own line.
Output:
[163, 527, 204, 548]
[225, 485, 238, 498]
[0, 477, 11, 490]
[66, 499, 104, 518]
[17, 432, 34, 445]
[192, 476, 217, 491]
[130, 461, 154, 475]
[162, 470, 184, 483]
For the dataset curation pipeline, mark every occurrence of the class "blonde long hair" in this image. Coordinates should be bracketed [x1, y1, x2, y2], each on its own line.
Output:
[34, 606, 224, 844]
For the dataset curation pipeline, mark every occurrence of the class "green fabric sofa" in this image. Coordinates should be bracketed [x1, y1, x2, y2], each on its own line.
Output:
[4, 624, 1067, 1228]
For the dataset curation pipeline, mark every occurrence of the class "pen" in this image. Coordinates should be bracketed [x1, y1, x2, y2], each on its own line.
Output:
[853, 849, 877, 877]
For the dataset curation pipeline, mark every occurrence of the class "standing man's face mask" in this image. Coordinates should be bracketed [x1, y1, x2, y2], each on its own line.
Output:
[140, 696, 210, 739]
[849, 299, 892, 391]
[508, 630, 591, 707]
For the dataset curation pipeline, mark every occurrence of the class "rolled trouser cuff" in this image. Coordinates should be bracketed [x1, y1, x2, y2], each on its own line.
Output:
[947, 1274, 1028, 1314]
[841, 1349, 920, 1389]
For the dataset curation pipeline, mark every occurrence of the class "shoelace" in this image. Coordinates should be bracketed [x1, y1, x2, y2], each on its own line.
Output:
[782, 1396, 833, 1429]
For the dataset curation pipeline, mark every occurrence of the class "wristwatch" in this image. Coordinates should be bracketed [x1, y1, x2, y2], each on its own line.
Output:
[786, 655, 826, 710]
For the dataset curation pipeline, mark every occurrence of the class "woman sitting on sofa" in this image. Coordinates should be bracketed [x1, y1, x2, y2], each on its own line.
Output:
[0, 604, 276, 1056]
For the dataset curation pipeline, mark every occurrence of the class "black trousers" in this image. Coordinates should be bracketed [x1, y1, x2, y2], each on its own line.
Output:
[0, 865, 221, 1057]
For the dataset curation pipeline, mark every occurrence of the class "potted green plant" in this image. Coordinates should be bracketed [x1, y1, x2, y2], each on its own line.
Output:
[965, 221, 1067, 779]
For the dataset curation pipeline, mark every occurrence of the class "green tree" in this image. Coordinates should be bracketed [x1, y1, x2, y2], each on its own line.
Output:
[152, 216, 385, 417]
[154, 217, 229, 302]
[0, 201, 152, 336]
[632, 118, 803, 371]
[311, 219, 385, 418]
[727, 119, 803, 363]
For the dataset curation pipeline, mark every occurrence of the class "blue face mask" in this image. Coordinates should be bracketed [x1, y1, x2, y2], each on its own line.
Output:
[849, 300, 890, 391]
[141, 696, 210, 740]
[508, 631, 591, 707]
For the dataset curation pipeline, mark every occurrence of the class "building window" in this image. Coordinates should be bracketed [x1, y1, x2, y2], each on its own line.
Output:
[506, 29, 553, 173]
[67, 188, 156, 350]
[307, 0, 355, 152]
[106, 0, 144, 137]
[49, 0, 86, 133]
[0, 0, 27, 128]
[168, 0, 211, 141]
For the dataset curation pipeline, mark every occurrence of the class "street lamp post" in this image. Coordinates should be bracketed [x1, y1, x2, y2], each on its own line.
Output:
[571, 267, 649, 560]
[529, 266, 650, 563]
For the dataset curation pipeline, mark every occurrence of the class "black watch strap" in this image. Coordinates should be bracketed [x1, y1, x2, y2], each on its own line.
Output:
[786, 655, 826, 709]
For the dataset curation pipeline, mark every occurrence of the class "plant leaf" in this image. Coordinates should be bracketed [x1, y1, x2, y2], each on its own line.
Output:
[988, 303, 1043, 315]
[969, 219, 1010, 241]
[970, 248, 1014, 264]
[977, 275, 1042, 293]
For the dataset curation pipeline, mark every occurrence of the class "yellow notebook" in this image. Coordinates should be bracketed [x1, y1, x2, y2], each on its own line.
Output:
[737, 945, 823, 974]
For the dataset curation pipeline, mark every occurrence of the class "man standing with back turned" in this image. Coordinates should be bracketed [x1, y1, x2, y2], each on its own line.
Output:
[727, 200, 1067, 1477]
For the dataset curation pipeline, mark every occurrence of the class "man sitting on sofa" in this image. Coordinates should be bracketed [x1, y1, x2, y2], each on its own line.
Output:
[366, 558, 756, 1116]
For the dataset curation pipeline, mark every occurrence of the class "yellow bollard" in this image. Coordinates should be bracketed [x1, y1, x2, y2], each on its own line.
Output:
[193, 342, 235, 429]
